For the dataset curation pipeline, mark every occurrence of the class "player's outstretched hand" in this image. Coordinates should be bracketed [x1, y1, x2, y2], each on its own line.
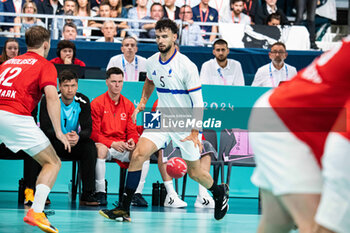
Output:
[56, 131, 71, 153]
[181, 129, 203, 153]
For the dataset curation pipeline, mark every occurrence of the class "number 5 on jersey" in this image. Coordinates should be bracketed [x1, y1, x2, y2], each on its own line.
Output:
[160, 76, 165, 87]
[0, 67, 22, 87]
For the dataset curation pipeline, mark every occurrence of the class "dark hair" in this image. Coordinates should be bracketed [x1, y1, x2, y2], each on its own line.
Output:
[155, 18, 178, 34]
[25, 26, 50, 49]
[213, 39, 228, 48]
[0, 38, 19, 63]
[99, 0, 111, 8]
[56, 40, 76, 60]
[271, 41, 286, 50]
[63, 22, 77, 32]
[150, 2, 162, 11]
[106, 67, 124, 79]
[58, 69, 79, 84]
[230, 0, 244, 5]
[266, 12, 281, 24]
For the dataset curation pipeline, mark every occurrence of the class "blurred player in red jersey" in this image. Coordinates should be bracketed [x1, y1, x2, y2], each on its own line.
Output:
[249, 36, 350, 233]
[0, 26, 70, 233]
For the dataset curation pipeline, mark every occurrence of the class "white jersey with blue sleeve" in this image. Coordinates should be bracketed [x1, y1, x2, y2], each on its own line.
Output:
[146, 49, 202, 108]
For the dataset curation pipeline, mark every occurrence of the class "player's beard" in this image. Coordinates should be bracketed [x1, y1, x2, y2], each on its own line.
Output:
[216, 56, 227, 63]
[158, 43, 172, 54]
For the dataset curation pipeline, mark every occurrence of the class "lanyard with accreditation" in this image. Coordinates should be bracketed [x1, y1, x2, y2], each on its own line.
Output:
[269, 63, 288, 87]
[122, 55, 138, 81]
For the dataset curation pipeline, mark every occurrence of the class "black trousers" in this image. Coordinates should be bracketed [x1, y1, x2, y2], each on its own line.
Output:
[295, 0, 317, 43]
[51, 138, 97, 194]
[0, 143, 40, 189]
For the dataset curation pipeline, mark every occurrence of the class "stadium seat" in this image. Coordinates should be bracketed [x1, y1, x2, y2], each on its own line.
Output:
[218, 128, 255, 185]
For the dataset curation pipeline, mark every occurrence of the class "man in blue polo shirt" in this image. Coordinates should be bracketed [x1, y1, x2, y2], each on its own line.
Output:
[192, 0, 218, 42]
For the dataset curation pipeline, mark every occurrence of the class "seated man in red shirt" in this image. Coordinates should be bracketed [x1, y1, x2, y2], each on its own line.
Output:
[50, 40, 86, 66]
[91, 67, 149, 206]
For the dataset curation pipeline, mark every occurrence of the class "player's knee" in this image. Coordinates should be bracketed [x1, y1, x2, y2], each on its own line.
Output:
[96, 144, 108, 159]
[130, 148, 147, 163]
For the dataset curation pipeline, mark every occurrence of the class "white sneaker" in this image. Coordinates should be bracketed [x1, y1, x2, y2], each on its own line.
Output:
[194, 194, 215, 208]
[164, 193, 187, 208]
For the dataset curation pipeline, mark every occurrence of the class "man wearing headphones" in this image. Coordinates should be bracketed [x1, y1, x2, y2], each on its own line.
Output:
[39, 69, 99, 206]
[50, 40, 86, 66]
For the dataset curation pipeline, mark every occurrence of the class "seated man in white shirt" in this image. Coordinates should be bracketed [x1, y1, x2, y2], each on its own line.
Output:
[96, 20, 122, 43]
[106, 37, 147, 81]
[200, 39, 245, 86]
[252, 42, 297, 87]
[222, 0, 251, 24]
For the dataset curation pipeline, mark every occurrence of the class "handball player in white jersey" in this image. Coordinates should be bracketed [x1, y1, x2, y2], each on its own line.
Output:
[99, 19, 229, 222]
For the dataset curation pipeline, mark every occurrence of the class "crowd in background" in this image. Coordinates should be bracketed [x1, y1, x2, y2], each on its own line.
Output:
[0, 0, 337, 48]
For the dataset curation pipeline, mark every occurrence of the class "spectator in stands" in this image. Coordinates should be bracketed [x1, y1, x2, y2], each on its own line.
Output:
[200, 39, 244, 86]
[77, 0, 92, 38]
[178, 5, 205, 46]
[242, 0, 258, 23]
[139, 3, 164, 39]
[13, 1, 46, 38]
[208, 0, 230, 22]
[62, 22, 78, 40]
[91, 67, 149, 206]
[107, 0, 129, 38]
[96, 20, 122, 42]
[127, 0, 149, 38]
[163, 0, 180, 20]
[50, 40, 86, 66]
[222, 0, 251, 24]
[192, 0, 218, 42]
[89, 2, 112, 41]
[107, 37, 147, 81]
[255, 0, 288, 25]
[40, 69, 99, 206]
[2, 0, 25, 32]
[37, 0, 63, 29]
[0, 38, 19, 64]
[55, 0, 83, 39]
[266, 12, 281, 26]
[252, 42, 297, 87]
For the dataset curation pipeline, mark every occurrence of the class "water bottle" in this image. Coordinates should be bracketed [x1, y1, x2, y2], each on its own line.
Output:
[18, 178, 24, 203]
[159, 183, 167, 207]
[68, 180, 72, 201]
[152, 181, 160, 206]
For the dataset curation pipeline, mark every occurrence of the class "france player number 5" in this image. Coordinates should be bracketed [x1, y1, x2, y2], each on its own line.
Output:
[0, 67, 22, 87]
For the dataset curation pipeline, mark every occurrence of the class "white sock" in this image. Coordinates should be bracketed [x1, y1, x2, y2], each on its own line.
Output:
[164, 180, 176, 195]
[95, 158, 106, 193]
[31, 184, 50, 213]
[135, 160, 150, 194]
[198, 184, 209, 197]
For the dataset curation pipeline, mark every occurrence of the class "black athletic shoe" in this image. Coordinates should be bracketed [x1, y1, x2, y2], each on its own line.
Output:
[131, 193, 148, 207]
[214, 184, 229, 220]
[99, 203, 131, 222]
[95, 192, 107, 206]
[80, 192, 99, 206]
